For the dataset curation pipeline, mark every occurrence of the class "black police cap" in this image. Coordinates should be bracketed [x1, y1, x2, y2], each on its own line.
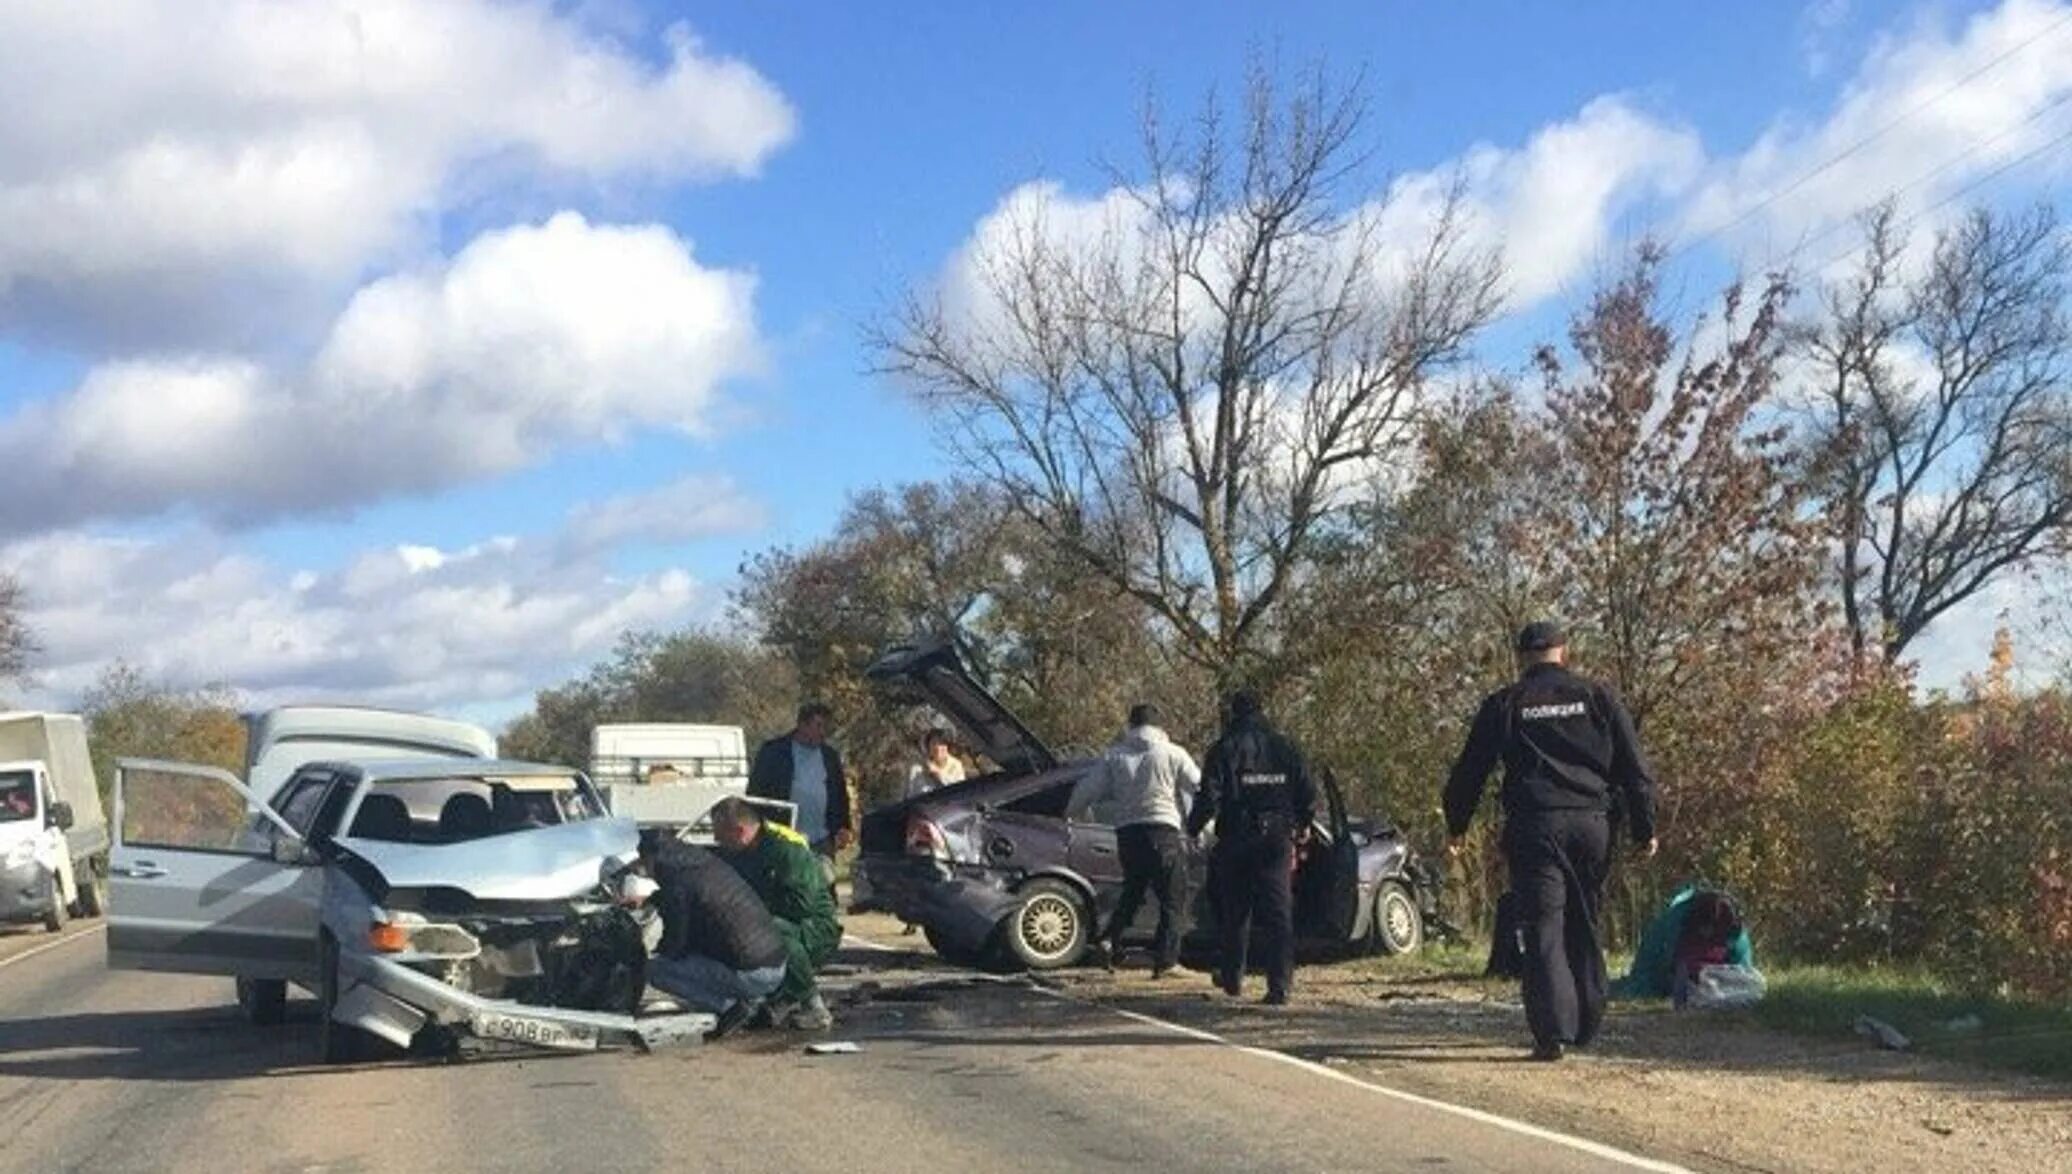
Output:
[1515, 621, 1567, 652]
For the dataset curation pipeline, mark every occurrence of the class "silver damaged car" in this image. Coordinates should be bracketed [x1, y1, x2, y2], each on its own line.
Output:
[106, 752, 713, 1062]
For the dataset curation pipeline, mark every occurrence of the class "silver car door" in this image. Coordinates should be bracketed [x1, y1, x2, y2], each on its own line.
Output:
[106, 759, 324, 982]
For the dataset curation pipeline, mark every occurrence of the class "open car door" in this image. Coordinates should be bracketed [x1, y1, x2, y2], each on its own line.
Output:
[106, 759, 323, 983]
[1296, 770, 1363, 941]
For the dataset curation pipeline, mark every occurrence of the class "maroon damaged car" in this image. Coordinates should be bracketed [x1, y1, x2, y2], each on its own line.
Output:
[849, 640, 1440, 971]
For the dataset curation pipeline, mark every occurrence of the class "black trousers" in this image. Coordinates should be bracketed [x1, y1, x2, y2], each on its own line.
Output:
[1214, 828, 1296, 995]
[1504, 809, 1611, 1049]
[1106, 823, 1187, 968]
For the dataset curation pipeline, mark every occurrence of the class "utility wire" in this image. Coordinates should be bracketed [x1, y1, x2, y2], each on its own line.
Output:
[1789, 87, 2072, 260]
[1811, 116, 2072, 272]
[1672, 4, 2072, 262]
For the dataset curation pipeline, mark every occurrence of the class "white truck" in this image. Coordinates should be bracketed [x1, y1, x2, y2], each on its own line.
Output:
[589, 723, 788, 839]
[1, 712, 111, 932]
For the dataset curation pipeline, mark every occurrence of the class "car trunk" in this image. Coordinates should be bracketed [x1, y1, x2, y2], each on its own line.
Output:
[863, 640, 1056, 777]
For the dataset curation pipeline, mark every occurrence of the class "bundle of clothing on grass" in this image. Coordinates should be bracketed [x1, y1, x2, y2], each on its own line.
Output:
[1485, 883, 1764, 1009]
[1614, 885, 1764, 1009]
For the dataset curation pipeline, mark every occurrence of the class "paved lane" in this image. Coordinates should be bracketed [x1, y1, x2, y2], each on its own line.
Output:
[0, 922, 1683, 1173]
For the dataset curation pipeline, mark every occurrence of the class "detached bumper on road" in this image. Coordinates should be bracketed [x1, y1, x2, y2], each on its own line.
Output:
[344, 954, 716, 1053]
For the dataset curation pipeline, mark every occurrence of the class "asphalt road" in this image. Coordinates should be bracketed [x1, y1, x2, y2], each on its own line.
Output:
[0, 921, 1686, 1174]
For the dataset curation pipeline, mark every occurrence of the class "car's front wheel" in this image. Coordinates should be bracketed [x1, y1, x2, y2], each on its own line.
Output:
[1369, 881, 1423, 956]
[1003, 879, 1091, 970]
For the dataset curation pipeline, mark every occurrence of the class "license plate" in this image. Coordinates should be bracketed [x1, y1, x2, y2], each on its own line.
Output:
[469, 1012, 599, 1051]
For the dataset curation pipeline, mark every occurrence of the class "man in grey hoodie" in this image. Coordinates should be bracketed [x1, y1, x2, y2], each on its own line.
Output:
[1067, 703, 1202, 976]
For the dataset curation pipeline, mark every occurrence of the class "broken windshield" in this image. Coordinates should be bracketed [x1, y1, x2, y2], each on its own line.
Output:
[345, 774, 605, 844]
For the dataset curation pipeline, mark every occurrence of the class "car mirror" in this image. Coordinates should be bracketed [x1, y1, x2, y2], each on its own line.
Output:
[48, 801, 74, 831]
[270, 835, 317, 866]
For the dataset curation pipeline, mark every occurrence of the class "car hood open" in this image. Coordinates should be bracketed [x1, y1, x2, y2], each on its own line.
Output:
[337, 818, 638, 902]
[864, 639, 1056, 776]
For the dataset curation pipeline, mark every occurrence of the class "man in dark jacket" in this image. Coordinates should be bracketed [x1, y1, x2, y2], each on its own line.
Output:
[626, 829, 789, 1036]
[713, 797, 843, 1031]
[748, 702, 853, 881]
[1188, 690, 1315, 1005]
[1444, 621, 1659, 1061]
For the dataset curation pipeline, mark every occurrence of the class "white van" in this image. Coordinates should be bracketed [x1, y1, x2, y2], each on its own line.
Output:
[0, 712, 111, 931]
[588, 723, 786, 838]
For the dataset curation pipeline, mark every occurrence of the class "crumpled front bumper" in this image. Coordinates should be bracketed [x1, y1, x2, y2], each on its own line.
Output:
[340, 953, 715, 1053]
[0, 858, 54, 920]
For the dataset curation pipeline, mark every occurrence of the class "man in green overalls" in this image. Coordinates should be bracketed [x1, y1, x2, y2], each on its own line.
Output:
[711, 797, 842, 1030]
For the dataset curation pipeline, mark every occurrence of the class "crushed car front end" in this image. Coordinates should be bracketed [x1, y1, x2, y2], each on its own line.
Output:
[326, 818, 713, 1054]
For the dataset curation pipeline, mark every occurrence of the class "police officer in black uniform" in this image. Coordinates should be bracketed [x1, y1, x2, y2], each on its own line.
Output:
[1444, 621, 1659, 1060]
[1188, 689, 1315, 1005]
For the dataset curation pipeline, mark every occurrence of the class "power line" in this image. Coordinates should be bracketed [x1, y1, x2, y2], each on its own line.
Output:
[1811, 116, 2072, 272]
[1790, 88, 2072, 260]
[1673, 3, 2072, 262]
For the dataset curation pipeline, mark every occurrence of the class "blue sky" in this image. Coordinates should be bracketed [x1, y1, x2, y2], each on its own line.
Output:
[1, 0, 2067, 718]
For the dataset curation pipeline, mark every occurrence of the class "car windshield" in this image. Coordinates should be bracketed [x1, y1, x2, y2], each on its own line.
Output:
[345, 774, 606, 844]
[0, 771, 34, 823]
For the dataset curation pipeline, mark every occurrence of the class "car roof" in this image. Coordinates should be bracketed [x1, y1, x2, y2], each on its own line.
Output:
[306, 757, 583, 783]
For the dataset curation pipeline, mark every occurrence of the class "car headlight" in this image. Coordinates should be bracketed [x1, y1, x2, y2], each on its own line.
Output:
[368, 908, 481, 960]
[2, 840, 37, 870]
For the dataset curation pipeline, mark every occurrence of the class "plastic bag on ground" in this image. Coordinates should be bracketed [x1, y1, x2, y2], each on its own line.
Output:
[1681, 963, 1766, 1010]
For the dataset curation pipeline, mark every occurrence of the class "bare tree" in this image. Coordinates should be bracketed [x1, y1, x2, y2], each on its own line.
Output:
[1801, 203, 2072, 660]
[0, 571, 35, 692]
[874, 66, 1503, 686]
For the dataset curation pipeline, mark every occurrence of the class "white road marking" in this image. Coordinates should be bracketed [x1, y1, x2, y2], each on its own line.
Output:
[846, 927, 1689, 1174]
[0, 922, 105, 972]
[1054, 993, 1695, 1174]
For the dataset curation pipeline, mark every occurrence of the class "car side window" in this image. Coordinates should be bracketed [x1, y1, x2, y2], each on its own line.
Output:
[311, 776, 358, 840]
[274, 771, 334, 837]
[1000, 776, 1080, 818]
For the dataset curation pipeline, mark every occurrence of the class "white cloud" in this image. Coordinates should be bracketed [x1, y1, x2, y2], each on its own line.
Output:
[0, 0, 794, 349]
[943, 95, 1700, 338]
[945, 1, 2072, 327]
[560, 474, 768, 556]
[1681, 0, 2072, 263]
[0, 481, 752, 713]
[1368, 96, 1702, 306]
[0, 212, 764, 534]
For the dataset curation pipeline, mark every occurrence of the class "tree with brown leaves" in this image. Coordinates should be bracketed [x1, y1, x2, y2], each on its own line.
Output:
[1535, 245, 1834, 726]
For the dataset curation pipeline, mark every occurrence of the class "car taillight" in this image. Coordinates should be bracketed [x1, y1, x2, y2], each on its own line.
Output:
[905, 814, 949, 861]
